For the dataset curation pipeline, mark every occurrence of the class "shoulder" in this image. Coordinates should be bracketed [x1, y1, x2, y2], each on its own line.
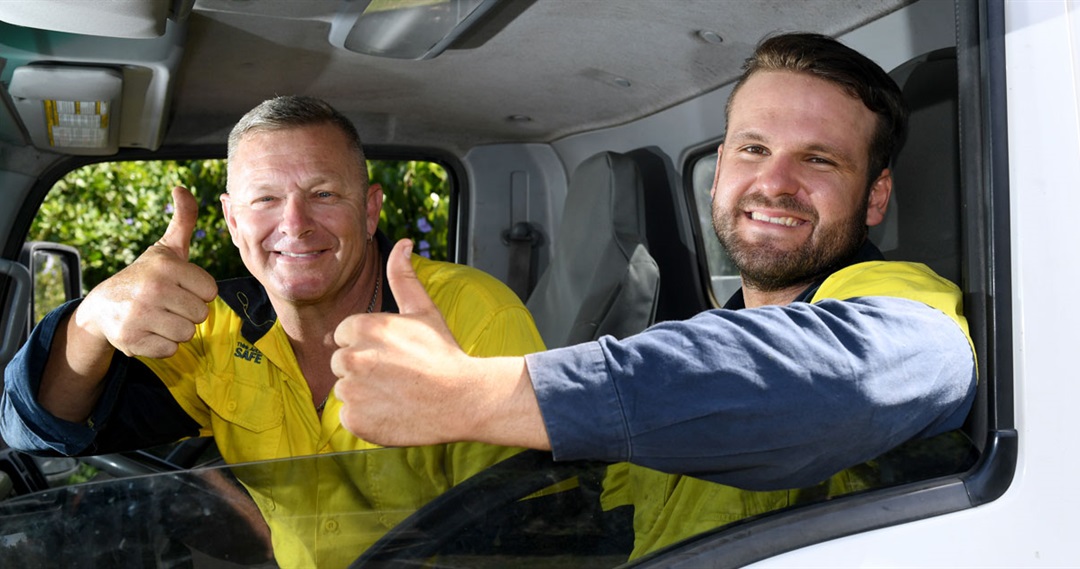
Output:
[411, 255, 525, 311]
[410, 255, 545, 355]
[813, 261, 961, 308]
[813, 260, 972, 356]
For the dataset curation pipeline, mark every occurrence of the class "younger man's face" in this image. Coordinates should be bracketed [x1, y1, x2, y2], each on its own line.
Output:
[710, 70, 892, 293]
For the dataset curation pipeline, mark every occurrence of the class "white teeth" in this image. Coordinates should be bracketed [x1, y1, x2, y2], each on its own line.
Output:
[279, 251, 317, 258]
[750, 211, 801, 227]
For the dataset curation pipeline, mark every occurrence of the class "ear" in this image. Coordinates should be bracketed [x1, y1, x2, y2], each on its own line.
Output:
[710, 144, 724, 201]
[865, 168, 892, 227]
[220, 192, 239, 240]
[366, 183, 384, 238]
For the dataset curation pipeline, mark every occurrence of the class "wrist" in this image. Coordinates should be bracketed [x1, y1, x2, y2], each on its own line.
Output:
[72, 304, 113, 352]
[468, 356, 551, 450]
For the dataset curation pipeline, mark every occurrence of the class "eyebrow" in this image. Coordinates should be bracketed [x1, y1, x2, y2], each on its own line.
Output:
[728, 129, 858, 167]
[726, 129, 767, 145]
[243, 175, 341, 193]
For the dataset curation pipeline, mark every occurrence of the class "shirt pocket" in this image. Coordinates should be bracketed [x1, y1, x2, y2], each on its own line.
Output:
[198, 375, 282, 434]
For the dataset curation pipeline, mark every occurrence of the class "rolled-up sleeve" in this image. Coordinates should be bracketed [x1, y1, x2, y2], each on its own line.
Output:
[1, 299, 127, 455]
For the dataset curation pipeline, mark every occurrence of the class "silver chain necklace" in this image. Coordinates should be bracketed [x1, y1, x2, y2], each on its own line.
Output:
[316, 269, 381, 413]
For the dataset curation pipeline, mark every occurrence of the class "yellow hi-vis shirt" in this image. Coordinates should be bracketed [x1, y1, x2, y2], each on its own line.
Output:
[601, 260, 977, 560]
[139, 254, 546, 568]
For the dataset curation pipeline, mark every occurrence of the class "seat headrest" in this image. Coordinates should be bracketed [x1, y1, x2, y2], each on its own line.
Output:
[525, 151, 659, 347]
[872, 48, 961, 285]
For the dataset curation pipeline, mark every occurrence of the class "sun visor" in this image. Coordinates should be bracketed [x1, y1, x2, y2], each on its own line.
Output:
[0, 0, 183, 39]
[9, 66, 124, 156]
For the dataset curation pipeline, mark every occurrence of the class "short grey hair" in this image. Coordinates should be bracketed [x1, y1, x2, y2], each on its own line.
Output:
[227, 95, 369, 186]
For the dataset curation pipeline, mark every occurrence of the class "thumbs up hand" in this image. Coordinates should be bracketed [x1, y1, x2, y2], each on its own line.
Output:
[332, 239, 475, 446]
[76, 186, 219, 359]
[332, 238, 551, 450]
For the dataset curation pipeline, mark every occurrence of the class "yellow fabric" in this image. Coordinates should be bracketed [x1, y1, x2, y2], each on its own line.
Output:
[601, 463, 874, 558]
[139, 255, 546, 568]
[603, 260, 974, 559]
[812, 260, 976, 370]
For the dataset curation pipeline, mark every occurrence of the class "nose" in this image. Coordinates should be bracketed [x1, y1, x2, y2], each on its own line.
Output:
[279, 195, 316, 238]
[754, 155, 800, 198]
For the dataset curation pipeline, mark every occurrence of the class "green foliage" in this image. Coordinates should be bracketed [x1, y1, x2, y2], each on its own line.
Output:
[29, 159, 450, 292]
[370, 160, 450, 261]
[30, 160, 240, 292]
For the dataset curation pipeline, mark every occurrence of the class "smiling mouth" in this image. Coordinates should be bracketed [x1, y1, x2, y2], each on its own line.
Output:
[749, 211, 804, 227]
[277, 250, 324, 258]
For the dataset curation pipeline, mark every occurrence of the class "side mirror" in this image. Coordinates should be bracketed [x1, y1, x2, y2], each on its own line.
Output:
[18, 241, 83, 333]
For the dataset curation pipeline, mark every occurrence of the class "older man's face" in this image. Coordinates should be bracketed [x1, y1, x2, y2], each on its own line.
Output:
[221, 123, 382, 308]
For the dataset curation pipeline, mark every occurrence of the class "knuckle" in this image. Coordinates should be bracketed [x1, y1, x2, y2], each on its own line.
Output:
[178, 324, 197, 343]
[195, 303, 211, 322]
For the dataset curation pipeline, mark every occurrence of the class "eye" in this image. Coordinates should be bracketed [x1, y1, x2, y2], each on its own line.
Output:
[741, 145, 768, 155]
[310, 186, 339, 200]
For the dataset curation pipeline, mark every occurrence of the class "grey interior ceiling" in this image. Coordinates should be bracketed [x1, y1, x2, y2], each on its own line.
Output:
[2, 0, 913, 156]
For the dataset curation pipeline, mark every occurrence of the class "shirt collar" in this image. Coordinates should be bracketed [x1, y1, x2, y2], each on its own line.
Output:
[721, 240, 886, 310]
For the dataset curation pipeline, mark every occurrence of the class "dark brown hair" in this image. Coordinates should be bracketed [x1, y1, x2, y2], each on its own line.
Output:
[726, 32, 909, 183]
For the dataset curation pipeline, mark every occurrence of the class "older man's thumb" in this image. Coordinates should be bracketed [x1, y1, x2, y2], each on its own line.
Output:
[386, 238, 436, 315]
[158, 186, 199, 260]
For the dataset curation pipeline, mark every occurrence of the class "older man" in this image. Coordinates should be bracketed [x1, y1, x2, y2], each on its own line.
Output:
[2, 95, 546, 567]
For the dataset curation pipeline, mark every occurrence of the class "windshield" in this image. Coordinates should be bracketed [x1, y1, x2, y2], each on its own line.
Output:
[0, 433, 975, 568]
[0, 445, 634, 568]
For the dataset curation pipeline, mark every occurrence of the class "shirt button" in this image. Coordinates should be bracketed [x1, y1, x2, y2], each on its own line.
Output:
[324, 519, 339, 533]
[226, 400, 237, 412]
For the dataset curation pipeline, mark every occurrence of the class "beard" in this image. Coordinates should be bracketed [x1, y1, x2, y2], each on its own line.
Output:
[713, 192, 869, 292]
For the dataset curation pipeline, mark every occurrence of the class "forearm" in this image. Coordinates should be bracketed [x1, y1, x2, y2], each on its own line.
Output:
[1, 299, 120, 454]
[3, 298, 203, 456]
[37, 304, 116, 422]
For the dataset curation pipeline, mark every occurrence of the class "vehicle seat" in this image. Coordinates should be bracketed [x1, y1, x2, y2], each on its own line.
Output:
[526, 151, 660, 348]
[871, 48, 961, 285]
[873, 48, 985, 456]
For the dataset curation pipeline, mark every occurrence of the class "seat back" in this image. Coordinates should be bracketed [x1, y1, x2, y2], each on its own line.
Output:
[876, 49, 989, 457]
[871, 48, 961, 285]
[526, 152, 660, 348]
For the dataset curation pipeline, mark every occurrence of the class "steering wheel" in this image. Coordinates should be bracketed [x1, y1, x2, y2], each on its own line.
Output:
[351, 449, 616, 568]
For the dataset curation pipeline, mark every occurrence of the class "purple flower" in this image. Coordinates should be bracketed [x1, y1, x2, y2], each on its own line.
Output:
[416, 217, 433, 233]
[165, 203, 175, 214]
[195, 229, 206, 240]
[418, 239, 431, 259]
[123, 218, 134, 225]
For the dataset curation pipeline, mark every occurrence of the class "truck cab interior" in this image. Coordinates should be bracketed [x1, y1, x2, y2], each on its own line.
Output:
[0, 1, 1015, 567]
